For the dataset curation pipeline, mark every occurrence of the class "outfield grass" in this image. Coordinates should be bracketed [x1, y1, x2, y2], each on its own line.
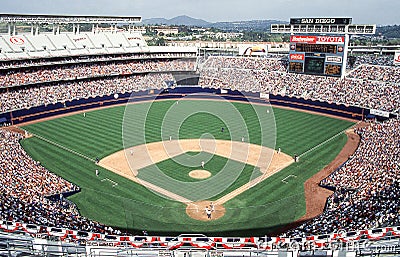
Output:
[21, 100, 354, 235]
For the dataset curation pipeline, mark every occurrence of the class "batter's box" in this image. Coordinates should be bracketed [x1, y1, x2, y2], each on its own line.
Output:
[101, 178, 118, 187]
[281, 174, 297, 184]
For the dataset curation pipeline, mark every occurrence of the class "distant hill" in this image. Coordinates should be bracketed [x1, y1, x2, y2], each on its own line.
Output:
[142, 15, 210, 26]
[142, 17, 169, 25]
[142, 15, 285, 32]
[376, 25, 400, 38]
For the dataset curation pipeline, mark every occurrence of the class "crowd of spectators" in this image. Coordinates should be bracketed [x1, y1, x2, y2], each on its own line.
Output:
[199, 56, 400, 112]
[0, 53, 399, 239]
[347, 65, 400, 83]
[0, 193, 114, 234]
[200, 55, 400, 236]
[1, 118, 398, 238]
[200, 69, 262, 92]
[1, 55, 398, 113]
[202, 56, 287, 72]
[282, 119, 400, 237]
[347, 54, 394, 68]
[0, 129, 77, 202]
[0, 129, 120, 234]
[0, 73, 173, 112]
[0, 52, 196, 70]
[0, 59, 194, 88]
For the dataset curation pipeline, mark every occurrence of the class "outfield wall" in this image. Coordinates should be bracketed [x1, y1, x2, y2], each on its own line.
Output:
[0, 86, 382, 125]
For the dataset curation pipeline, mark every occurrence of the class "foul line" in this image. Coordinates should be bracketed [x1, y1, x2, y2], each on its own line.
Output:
[282, 174, 297, 184]
[299, 122, 360, 159]
[26, 130, 95, 162]
[101, 178, 118, 187]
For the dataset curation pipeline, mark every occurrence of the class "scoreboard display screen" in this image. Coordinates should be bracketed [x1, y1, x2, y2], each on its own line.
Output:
[296, 43, 338, 54]
[304, 57, 324, 74]
[288, 35, 346, 77]
[289, 62, 303, 72]
[325, 64, 342, 76]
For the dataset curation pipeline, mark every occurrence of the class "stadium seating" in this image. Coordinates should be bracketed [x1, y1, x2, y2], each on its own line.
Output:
[347, 54, 394, 68]
[0, 32, 147, 60]
[3, 119, 397, 241]
[0, 58, 195, 88]
[0, 45, 399, 256]
[0, 36, 15, 53]
[283, 119, 400, 237]
[199, 56, 400, 112]
[0, 73, 174, 112]
[0, 129, 116, 234]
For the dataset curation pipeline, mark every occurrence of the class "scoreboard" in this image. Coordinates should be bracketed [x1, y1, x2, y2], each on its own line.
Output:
[288, 35, 346, 77]
[290, 17, 352, 25]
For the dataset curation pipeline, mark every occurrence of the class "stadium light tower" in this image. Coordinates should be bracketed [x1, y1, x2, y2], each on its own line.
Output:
[271, 18, 376, 78]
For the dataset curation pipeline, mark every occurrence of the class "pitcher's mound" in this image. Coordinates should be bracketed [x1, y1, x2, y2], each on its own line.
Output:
[189, 170, 211, 179]
[186, 201, 226, 221]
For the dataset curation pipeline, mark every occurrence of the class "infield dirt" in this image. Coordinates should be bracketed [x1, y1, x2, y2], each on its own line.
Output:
[99, 138, 293, 220]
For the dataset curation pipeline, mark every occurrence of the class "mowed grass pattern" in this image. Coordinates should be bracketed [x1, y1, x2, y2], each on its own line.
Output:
[21, 100, 354, 235]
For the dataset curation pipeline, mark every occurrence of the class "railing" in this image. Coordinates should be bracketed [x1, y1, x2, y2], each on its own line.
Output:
[1, 226, 400, 257]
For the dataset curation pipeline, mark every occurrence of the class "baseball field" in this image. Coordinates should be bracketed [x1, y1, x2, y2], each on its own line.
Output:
[20, 99, 354, 236]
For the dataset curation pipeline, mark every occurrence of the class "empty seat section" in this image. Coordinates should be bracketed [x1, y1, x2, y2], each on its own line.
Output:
[1, 35, 26, 52]
[0, 36, 14, 53]
[123, 33, 146, 47]
[48, 34, 77, 50]
[88, 34, 113, 48]
[68, 33, 95, 49]
[105, 33, 130, 48]
[23, 34, 55, 51]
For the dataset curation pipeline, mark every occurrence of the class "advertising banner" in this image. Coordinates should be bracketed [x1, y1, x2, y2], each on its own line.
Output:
[394, 51, 400, 66]
[326, 56, 343, 63]
[290, 35, 345, 45]
[290, 53, 305, 61]
[370, 109, 390, 118]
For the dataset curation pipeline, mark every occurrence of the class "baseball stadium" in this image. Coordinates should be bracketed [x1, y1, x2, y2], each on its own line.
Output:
[0, 14, 399, 257]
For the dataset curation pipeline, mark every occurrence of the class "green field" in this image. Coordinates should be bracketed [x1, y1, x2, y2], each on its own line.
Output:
[21, 100, 354, 236]
[138, 151, 263, 201]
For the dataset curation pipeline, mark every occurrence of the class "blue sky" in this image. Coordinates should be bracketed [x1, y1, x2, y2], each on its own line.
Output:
[1, 0, 398, 25]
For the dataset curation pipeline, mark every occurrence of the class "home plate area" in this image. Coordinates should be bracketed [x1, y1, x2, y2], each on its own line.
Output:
[99, 138, 294, 221]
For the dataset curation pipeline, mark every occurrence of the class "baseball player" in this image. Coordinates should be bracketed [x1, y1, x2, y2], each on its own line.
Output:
[205, 207, 212, 219]
[210, 202, 215, 212]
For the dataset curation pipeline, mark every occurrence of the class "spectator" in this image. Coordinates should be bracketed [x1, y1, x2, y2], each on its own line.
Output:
[282, 119, 400, 237]
[0, 129, 119, 235]
[0, 73, 174, 112]
[199, 56, 400, 112]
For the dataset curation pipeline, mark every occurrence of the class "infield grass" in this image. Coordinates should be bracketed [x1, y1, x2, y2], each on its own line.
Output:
[21, 100, 354, 235]
[137, 151, 263, 201]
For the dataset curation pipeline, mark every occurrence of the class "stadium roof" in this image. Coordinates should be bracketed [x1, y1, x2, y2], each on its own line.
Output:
[0, 14, 141, 24]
